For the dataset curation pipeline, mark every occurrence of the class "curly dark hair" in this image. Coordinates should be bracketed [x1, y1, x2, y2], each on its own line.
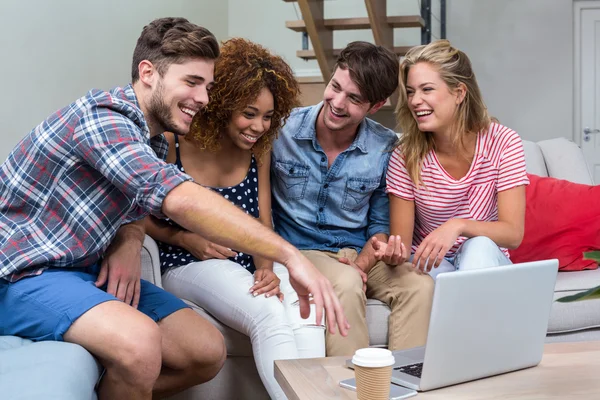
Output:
[187, 37, 300, 162]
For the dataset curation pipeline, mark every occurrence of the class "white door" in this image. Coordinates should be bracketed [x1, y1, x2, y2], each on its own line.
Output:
[578, 4, 600, 184]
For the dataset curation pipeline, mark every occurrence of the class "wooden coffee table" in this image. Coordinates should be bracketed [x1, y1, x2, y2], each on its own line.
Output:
[275, 341, 600, 399]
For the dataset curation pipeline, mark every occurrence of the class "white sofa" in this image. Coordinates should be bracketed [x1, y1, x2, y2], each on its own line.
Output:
[521, 138, 600, 343]
[138, 137, 599, 399]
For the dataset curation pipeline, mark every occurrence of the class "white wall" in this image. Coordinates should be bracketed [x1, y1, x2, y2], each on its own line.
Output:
[227, 1, 313, 74]
[1, 0, 576, 161]
[448, 0, 574, 142]
[0, 0, 228, 161]
[228, 0, 574, 142]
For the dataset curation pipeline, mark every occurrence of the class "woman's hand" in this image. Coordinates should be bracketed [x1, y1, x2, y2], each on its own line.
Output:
[370, 235, 409, 266]
[413, 219, 463, 272]
[250, 268, 283, 301]
[180, 231, 237, 261]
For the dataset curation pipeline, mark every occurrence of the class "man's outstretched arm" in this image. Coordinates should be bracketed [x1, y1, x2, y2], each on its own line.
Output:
[162, 181, 349, 336]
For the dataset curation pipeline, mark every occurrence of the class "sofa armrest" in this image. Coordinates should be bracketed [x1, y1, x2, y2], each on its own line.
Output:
[141, 235, 163, 288]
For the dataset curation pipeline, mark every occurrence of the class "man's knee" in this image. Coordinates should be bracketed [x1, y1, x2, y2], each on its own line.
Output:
[406, 270, 434, 297]
[106, 320, 163, 389]
[186, 322, 226, 383]
[414, 272, 434, 300]
[387, 266, 434, 305]
[331, 265, 365, 298]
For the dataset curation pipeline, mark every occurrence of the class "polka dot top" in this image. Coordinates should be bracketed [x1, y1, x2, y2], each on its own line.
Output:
[157, 135, 259, 273]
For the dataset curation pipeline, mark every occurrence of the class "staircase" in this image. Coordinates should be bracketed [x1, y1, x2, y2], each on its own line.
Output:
[284, 0, 445, 114]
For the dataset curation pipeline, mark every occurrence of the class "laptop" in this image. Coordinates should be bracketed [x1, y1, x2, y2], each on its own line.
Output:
[347, 259, 559, 391]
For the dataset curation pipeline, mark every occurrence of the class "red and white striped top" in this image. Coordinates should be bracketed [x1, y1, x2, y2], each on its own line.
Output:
[386, 123, 529, 258]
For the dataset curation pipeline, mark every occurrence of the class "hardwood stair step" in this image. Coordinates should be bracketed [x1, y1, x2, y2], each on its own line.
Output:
[295, 0, 335, 84]
[286, 15, 424, 32]
[296, 46, 412, 60]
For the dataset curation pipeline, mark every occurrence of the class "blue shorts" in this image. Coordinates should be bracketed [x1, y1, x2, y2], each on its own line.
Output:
[0, 264, 188, 342]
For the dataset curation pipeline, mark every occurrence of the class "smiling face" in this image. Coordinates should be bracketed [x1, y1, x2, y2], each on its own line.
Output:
[147, 58, 214, 136]
[406, 62, 465, 136]
[225, 87, 274, 151]
[321, 67, 376, 135]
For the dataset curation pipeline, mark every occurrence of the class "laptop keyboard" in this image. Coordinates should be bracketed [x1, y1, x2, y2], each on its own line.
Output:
[394, 362, 423, 378]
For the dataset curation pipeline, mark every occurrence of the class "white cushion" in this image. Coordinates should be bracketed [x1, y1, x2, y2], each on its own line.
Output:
[537, 138, 593, 184]
[522, 140, 548, 177]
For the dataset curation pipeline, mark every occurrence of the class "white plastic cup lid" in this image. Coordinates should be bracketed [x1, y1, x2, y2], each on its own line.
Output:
[352, 348, 395, 368]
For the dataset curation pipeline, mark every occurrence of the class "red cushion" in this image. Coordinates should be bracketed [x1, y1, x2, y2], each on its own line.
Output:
[508, 174, 600, 271]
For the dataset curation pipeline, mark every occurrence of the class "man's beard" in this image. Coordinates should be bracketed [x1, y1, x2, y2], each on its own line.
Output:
[148, 81, 186, 136]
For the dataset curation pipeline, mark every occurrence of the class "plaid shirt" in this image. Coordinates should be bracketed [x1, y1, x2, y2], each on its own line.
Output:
[0, 84, 192, 282]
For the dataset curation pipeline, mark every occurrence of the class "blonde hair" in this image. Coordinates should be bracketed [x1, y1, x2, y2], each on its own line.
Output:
[396, 40, 490, 185]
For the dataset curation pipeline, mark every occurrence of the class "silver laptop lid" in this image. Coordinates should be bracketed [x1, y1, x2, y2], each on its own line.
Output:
[419, 259, 558, 391]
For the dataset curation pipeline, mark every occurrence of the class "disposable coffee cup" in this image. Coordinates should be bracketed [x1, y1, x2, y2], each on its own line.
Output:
[351, 348, 395, 400]
[293, 324, 326, 358]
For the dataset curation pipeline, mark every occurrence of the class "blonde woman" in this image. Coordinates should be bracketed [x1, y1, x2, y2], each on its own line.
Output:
[377, 40, 529, 280]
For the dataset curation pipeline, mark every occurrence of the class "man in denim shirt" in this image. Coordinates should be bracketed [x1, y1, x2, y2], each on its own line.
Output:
[271, 42, 434, 356]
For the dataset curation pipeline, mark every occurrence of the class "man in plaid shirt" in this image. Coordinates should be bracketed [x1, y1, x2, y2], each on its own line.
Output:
[0, 17, 348, 399]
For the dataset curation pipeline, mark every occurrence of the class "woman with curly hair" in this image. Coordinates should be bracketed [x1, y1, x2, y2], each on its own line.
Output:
[145, 38, 322, 399]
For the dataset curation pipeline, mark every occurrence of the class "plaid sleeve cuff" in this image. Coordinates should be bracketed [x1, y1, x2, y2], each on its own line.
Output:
[139, 163, 194, 219]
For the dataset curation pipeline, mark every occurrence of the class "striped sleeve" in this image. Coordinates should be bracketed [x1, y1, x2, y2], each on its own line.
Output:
[497, 128, 530, 191]
[386, 147, 415, 201]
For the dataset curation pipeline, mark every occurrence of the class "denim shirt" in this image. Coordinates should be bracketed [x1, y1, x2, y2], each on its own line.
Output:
[271, 103, 398, 253]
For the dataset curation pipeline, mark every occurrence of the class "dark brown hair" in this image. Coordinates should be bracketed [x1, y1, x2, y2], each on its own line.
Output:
[334, 41, 399, 105]
[131, 17, 219, 82]
[188, 38, 300, 163]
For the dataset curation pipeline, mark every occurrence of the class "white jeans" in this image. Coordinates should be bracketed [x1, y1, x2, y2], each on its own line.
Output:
[162, 261, 325, 400]
[427, 236, 512, 281]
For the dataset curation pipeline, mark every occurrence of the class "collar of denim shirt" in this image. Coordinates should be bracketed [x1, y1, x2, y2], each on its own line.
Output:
[291, 102, 370, 154]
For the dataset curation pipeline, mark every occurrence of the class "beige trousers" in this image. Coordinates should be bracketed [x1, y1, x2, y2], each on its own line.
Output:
[301, 249, 434, 357]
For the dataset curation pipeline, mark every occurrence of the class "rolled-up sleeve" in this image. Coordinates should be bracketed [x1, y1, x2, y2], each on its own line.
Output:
[367, 154, 392, 238]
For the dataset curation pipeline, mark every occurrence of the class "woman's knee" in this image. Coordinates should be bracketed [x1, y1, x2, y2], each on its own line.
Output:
[462, 236, 497, 251]
[457, 236, 506, 270]
[250, 296, 291, 329]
